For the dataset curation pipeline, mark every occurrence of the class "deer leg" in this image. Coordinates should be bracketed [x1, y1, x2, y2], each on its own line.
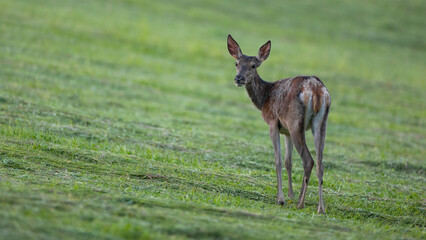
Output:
[290, 126, 314, 209]
[269, 123, 284, 205]
[312, 108, 329, 214]
[284, 135, 294, 198]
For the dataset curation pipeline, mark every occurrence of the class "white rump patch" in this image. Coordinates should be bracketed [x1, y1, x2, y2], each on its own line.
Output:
[311, 94, 327, 134]
[299, 77, 329, 131]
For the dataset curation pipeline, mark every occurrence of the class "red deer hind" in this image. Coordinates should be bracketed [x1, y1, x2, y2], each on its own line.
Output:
[227, 34, 331, 213]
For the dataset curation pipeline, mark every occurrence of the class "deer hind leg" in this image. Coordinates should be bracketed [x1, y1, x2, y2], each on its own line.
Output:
[284, 135, 294, 198]
[289, 120, 314, 209]
[269, 123, 285, 205]
[312, 106, 329, 214]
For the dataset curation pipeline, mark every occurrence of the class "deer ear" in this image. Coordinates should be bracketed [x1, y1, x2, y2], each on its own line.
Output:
[227, 34, 243, 59]
[257, 40, 271, 62]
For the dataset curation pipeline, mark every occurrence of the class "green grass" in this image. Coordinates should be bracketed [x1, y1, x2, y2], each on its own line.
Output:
[1, 0, 425, 239]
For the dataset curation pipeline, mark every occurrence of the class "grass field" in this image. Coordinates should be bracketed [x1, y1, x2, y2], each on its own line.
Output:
[1, 0, 425, 239]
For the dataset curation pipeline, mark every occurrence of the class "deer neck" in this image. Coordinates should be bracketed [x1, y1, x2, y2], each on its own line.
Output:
[245, 73, 272, 110]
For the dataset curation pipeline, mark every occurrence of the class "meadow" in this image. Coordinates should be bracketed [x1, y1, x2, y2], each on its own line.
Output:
[0, 0, 425, 239]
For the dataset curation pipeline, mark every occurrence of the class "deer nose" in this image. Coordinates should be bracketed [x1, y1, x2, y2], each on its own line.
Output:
[235, 75, 245, 83]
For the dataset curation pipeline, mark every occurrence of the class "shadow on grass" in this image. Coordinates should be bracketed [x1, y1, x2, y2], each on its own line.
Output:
[129, 173, 275, 204]
[119, 196, 274, 220]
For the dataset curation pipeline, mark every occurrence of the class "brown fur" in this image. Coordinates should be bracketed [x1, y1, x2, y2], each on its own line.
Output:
[261, 76, 328, 127]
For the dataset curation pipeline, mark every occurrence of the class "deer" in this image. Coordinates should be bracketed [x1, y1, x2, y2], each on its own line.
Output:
[226, 34, 331, 213]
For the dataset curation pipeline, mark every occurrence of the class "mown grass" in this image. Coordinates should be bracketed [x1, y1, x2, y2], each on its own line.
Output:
[0, 0, 425, 239]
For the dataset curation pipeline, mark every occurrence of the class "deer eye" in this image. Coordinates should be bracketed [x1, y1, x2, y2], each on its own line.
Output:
[251, 64, 256, 69]
[235, 62, 238, 67]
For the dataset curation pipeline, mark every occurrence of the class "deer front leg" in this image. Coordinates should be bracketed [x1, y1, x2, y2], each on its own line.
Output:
[269, 123, 284, 205]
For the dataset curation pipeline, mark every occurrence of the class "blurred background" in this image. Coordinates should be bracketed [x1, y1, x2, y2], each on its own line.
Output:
[1, 0, 425, 239]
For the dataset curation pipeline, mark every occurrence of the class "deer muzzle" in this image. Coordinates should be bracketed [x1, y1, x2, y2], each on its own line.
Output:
[234, 75, 245, 87]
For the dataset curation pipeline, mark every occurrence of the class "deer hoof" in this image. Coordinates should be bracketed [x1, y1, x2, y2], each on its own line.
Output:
[277, 198, 285, 206]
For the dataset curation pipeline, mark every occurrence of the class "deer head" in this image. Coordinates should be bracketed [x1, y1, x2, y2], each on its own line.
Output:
[227, 34, 271, 87]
